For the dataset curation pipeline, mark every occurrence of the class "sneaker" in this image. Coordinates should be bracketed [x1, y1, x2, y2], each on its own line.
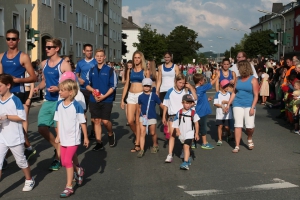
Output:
[89, 130, 95, 139]
[294, 130, 299, 134]
[60, 187, 74, 198]
[22, 178, 35, 191]
[24, 148, 36, 161]
[108, 132, 115, 147]
[165, 154, 173, 163]
[150, 146, 159, 153]
[201, 143, 214, 149]
[180, 150, 184, 159]
[180, 162, 189, 170]
[92, 142, 104, 151]
[76, 167, 84, 186]
[187, 157, 192, 166]
[191, 142, 196, 149]
[2, 159, 8, 170]
[49, 160, 62, 171]
[137, 150, 145, 158]
[217, 140, 222, 146]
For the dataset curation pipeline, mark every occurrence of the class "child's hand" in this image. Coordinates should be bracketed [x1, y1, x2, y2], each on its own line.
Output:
[55, 136, 60, 143]
[162, 117, 167, 125]
[83, 138, 89, 148]
[208, 97, 212, 101]
[195, 134, 200, 141]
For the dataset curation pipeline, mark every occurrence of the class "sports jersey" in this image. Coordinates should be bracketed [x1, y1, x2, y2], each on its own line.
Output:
[172, 109, 200, 141]
[1, 51, 25, 93]
[195, 83, 212, 117]
[43, 59, 63, 101]
[163, 87, 191, 115]
[219, 70, 233, 82]
[0, 94, 26, 146]
[58, 90, 86, 110]
[130, 69, 144, 83]
[54, 100, 86, 146]
[213, 91, 232, 120]
[138, 92, 161, 119]
[75, 58, 97, 90]
[160, 64, 176, 92]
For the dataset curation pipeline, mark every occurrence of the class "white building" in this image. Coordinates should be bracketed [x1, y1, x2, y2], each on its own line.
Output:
[122, 16, 140, 62]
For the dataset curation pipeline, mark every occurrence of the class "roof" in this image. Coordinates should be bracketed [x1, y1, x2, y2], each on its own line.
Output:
[122, 17, 140, 30]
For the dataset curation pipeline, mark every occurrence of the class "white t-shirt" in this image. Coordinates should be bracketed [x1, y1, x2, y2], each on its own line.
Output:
[58, 90, 86, 110]
[163, 87, 191, 115]
[0, 94, 26, 146]
[172, 109, 200, 141]
[231, 63, 258, 78]
[213, 91, 232, 120]
[54, 100, 86, 146]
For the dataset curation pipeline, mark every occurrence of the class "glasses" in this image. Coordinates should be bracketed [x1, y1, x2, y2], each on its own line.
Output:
[45, 46, 57, 50]
[6, 37, 18, 41]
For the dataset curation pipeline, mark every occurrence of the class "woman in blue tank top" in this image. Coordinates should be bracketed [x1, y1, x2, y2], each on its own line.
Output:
[225, 60, 259, 153]
[216, 58, 236, 92]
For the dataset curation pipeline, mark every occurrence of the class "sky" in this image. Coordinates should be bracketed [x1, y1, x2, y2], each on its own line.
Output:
[122, 0, 293, 55]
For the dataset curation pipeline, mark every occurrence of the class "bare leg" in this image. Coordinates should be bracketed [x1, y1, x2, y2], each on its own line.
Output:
[149, 124, 158, 146]
[102, 120, 113, 136]
[66, 167, 74, 187]
[217, 125, 223, 141]
[168, 121, 175, 155]
[183, 144, 190, 162]
[139, 123, 146, 150]
[234, 127, 242, 147]
[94, 118, 102, 142]
[38, 126, 60, 159]
[135, 104, 141, 145]
[22, 166, 32, 180]
[127, 104, 137, 139]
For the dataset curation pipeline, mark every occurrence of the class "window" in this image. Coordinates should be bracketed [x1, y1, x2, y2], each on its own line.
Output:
[109, 9, 112, 19]
[70, 24, 73, 45]
[296, 35, 298, 46]
[95, 10, 97, 24]
[42, 0, 51, 6]
[109, 48, 112, 59]
[89, 0, 94, 6]
[99, 23, 103, 35]
[76, 11, 82, 28]
[70, 0, 73, 13]
[12, 13, 20, 31]
[83, 14, 87, 30]
[109, 29, 112, 39]
[0, 8, 4, 36]
[76, 42, 82, 57]
[58, 2, 66, 22]
[60, 38, 67, 55]
[99, 0, 103, 12]
[89, 18, 94, 32]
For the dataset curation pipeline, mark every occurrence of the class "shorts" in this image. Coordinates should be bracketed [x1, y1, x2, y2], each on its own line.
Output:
[13, 92, 26, 104]
[80, 89, 91, 112]
[215, 119, 230, 126]
[139, 117, 157, 125]
[183, 139, 193, 145]
[24, 91, 32, 105]
[89, 102, 113, 120]
[0, 143, 28, 170]
[168, 115, 176, 122]
[38, 100, 57, 127]
[126, 92, 143, 104]
[198, 115, 207, 136]
[233, 107, 255, 128]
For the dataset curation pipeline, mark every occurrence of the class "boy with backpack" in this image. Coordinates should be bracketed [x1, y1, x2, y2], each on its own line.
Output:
[172, 94, 200, 170]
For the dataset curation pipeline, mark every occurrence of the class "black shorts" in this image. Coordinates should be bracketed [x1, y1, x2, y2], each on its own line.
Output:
[24, 91, 32, 105]
[80, 89, 91, 112]
[215, 119, 230, 126]
[183, 139, 193, 145]
[89, 102, 113, 120]
[13, 92, 26, 104]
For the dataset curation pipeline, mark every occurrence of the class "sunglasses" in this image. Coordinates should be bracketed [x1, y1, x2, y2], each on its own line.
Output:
[6, 37, 18, 41]
[45, 46, 57, 50]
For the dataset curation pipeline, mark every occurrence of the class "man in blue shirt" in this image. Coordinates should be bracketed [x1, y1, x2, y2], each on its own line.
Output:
[85, 49, 117, 151]
[75, 44, 97, 139]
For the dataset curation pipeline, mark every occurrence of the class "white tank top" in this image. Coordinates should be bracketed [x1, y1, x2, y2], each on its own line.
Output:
[160, 64, 176, 92]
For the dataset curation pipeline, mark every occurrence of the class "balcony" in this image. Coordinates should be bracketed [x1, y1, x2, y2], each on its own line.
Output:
[104, 36, 108, 45]
[104, 14, 108, 24]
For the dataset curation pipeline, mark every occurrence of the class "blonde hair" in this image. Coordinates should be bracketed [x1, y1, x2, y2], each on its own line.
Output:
[46, 38, 62, 51]
[132, 51, 146, 71]
[59, 79, 78, 100]
[237, 60, 253, 78]
[95, 48, 105, 55]
[174, 73, 187, 92]
[149, 60, 157, 81]
[193, 73, 205, 84]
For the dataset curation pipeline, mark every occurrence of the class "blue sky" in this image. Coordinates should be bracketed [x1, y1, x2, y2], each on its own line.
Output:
[122, 0, 292, 54]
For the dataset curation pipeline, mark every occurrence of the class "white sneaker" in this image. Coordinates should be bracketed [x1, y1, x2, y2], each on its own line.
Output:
[22, 178, 35, 191]
[165, 154, 173, 163]
[180, 150, 184, 159]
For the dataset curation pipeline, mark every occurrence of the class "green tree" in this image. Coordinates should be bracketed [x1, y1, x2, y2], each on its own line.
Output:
[243, 30, 277, 58]
[197, 52, 208, 64]
[166, 25, 203, 63]
[133, 24, 167, 63]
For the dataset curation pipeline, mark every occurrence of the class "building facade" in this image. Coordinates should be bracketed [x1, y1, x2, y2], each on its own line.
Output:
[0, 0, 122, 63]
[122, 16, 140, 62]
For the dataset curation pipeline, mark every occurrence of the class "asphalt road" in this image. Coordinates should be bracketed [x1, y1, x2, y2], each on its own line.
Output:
[1, 83, 300, 200]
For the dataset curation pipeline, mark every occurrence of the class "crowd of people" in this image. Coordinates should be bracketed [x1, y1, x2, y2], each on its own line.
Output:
[0, 28, 298, 198]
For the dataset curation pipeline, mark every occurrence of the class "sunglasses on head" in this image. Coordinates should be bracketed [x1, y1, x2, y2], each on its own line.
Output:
[6, 37, 18, 41]
[45, 46, 57, 50]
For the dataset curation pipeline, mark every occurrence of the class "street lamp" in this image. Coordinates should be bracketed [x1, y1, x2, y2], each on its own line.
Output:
[230, 27, 249, 33]
[258, 9, 286, 57]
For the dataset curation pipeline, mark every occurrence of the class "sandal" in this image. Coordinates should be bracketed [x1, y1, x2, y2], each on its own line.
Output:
[130, 145, 140, 153]
[232, 146, 239, 153]
[248, 140, 254, 150]
[137, 150, 144, 158]
[60, 187, 74, 198]
[261, 102, 266, 105]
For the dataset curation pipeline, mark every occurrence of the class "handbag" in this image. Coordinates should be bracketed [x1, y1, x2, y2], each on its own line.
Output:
[141, 92, 152, 134]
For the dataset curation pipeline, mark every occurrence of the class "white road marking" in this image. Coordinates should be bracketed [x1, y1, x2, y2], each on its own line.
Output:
[180, 178, 299, 197]
[177, 185, 187, 189]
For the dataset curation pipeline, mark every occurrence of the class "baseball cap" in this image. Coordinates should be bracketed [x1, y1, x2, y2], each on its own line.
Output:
[59, 71, 76, 83]
[220, 79, 230, 88]
[182, 94, 194, 102]
[142, 78, 153, 86]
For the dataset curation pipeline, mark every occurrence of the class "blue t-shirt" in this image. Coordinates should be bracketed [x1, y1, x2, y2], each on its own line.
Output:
[233, 76, 254, 108]
[138, 92, 161, 119]
[75, 58, 97, 90]
[195, 83, 212, 117]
